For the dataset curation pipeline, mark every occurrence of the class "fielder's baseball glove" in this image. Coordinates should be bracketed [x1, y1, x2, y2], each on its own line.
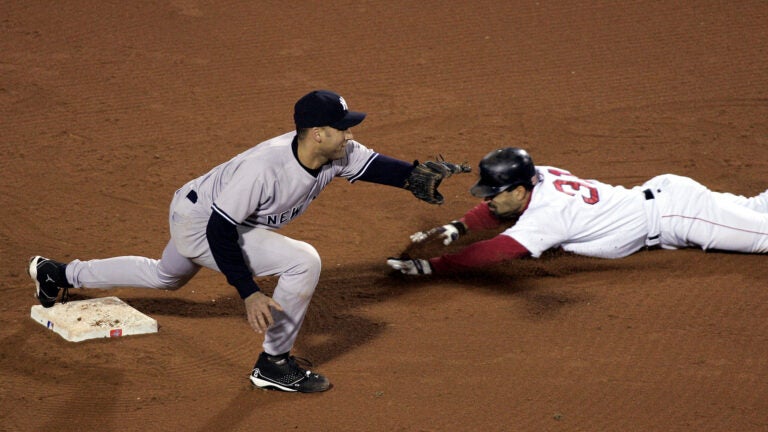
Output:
[404, 157, 471, 204]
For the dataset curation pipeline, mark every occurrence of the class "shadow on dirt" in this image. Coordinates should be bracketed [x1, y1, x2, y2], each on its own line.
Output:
[56, 250, 633, 365]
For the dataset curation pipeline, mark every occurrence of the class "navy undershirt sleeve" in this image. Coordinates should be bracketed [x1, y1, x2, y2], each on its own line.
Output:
[355, 153, 415, 187]
[206, 211, 260, 299]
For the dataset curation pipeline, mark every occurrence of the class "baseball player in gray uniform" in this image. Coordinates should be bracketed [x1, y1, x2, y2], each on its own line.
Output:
[28, 90, 469, 393]
[388, 147, 768, 275]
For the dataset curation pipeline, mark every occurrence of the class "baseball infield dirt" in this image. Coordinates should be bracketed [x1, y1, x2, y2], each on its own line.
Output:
[2, 2, 767, 431]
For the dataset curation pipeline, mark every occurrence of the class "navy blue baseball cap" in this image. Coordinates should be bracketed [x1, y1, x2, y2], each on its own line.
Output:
[294, 90, 366, 130]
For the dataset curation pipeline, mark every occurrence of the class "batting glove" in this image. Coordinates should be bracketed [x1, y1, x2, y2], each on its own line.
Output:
[387, 258, 433, 275]
[410, 221, 467, 246]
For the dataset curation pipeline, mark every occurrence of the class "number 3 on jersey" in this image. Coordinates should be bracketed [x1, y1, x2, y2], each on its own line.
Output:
[549, 168, 600, 205]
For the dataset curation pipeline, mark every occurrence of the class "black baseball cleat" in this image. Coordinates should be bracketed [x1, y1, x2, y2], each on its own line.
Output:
[249, 352, 330, 393]
[28, 256, 71, 308]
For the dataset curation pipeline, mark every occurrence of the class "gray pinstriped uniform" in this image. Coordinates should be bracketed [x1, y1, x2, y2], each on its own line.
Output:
[66, 131, 378, 355]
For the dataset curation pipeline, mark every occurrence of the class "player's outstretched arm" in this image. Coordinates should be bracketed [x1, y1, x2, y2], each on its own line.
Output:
[409, 200, 504, 246]
[207, 211, 283, 333]
[388, 235, 532, 276]
[351, 153, 471, 205]
[410, 220, 468, 245]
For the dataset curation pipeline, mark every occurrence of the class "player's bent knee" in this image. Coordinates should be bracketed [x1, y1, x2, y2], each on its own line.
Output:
[274, 244, 322, 299]
[296, 244, 322, 276]
[285, 242, 322, 285]
[156, 279, 185, 291]
[156, 274, 193, 291]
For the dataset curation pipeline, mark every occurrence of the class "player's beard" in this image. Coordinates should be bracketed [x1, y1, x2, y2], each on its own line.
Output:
[489, 203, 519, 219]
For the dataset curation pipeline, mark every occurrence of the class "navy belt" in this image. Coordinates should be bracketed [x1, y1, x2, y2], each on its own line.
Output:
[642, 188, 660, 248]
[186, 190, 198, 204]
[643, 188, 654, 200]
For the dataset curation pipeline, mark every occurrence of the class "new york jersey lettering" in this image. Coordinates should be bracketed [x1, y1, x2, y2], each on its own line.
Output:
[267, 205, 303, 226]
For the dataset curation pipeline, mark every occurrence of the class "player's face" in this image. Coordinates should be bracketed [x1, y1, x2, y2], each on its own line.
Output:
[486, 186, 529, 218]
[318, 127, 354, 160]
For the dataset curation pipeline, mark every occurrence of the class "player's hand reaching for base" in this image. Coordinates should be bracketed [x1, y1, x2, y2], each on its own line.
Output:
[410, 220, 467, 245]
[244, 291, 284, 333]
[387, 257, 433, 275]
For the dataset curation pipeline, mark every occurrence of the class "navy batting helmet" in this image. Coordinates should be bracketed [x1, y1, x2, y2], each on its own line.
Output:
[470, 148, 536, 198]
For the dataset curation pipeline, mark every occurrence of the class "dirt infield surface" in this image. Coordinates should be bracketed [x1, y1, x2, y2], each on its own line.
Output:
[2, 2, 767, 431]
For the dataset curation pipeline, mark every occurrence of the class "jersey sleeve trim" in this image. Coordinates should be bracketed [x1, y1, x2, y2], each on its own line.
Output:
[350, 153, 414, 187]
[212, 204, 239, 226]
[347, 153, 379, 183]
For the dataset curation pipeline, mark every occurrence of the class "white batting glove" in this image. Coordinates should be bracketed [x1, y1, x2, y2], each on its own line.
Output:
[387, 258, 433, 275]
[409, 231, 431, 243]
[410, 221, 466, 246]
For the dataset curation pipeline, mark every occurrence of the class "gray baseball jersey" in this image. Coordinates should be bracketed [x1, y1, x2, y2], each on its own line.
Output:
[186, 131, 376, 229]
[65, 130, 392, 356]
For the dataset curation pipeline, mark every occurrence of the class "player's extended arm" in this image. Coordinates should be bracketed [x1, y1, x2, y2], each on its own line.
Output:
[206, 211, 283, 333]
[207, 211, 260, 297]
[411, 201, 503, 245]
[387, 234, 531, 275]
[354, 154, 471, 204]
[429, 235, 530, 272]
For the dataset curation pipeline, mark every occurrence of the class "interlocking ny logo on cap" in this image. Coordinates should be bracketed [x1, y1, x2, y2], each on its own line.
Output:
[294, 90, 366, 129]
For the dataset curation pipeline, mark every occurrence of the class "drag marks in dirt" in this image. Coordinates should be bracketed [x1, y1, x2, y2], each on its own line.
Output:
[0, 292, 262, 429]
[298, 257, 618, 358]
[0, 324, 137, 430]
